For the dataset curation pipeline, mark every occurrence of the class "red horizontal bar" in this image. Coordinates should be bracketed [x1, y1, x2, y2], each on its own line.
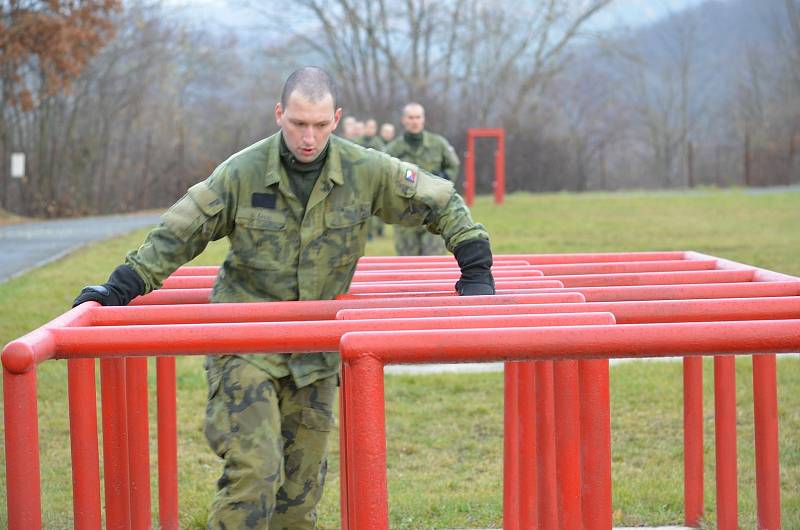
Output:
[339, 319, 800, 364]
[95, 293, 585, 325]
[353, 260, 532, 271]
[346, 279, 562, 294]
[356, 251, 686, 264]
[547, 269, 753, 288]
[335, 297, 800, 324]
[531, 259, 716, 275]
[50, 313, 614, 357]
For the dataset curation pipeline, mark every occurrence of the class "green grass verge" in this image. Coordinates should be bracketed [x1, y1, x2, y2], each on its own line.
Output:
[0, 188, 798, 529]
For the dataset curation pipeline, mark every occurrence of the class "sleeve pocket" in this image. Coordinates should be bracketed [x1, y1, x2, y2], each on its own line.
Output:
[162, 182, 225, 242]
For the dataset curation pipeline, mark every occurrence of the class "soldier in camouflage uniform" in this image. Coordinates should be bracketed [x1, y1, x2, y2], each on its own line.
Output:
[357, 119, 387, 238]
[386, 102, 461, 255]
[72, 67, 495, 530]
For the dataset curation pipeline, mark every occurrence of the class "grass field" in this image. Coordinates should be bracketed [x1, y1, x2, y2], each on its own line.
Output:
[1, 188, 799, 529]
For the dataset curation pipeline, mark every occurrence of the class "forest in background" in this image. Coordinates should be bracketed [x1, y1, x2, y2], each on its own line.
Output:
[1, 0, 798, 217]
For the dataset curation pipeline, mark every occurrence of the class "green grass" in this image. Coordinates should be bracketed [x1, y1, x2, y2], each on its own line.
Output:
[1, 188, 799, 529]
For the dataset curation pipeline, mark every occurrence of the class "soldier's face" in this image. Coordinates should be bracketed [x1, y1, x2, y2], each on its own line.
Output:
[401, 106, 425, 134]
[276, 91, 341, 162]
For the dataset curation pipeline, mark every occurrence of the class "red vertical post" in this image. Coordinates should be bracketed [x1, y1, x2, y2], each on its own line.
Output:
[68, 359, 102, 530]
[503, 362, 521, 530]
[518, 362, 537, 530]
[683, 356, 704, 527]
[339, 363, 355, 530]
[157, 357, 179, 530]
[714, 356, 738, 530]
[495, 130, 505, 204]
[465, 132, 475, 206]
[3, 368, 42, 530]
[347, 356, 388, 530]
[579, 359, 612, 530]
[126, 357, 152, 530]
[101, 358, 132, 530]
[752, 354, 781, 530]
[554, 360, 583, 530]
[535, 361, 558, 530]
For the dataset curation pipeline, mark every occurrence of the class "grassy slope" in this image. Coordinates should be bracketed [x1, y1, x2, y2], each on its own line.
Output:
[0, 189, 798, 529]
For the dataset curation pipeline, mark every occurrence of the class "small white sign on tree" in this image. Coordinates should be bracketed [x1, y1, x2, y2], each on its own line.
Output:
[11, 153, 26, 178]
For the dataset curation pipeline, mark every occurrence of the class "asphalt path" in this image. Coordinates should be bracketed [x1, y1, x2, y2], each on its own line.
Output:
[0, 212, 162, 282]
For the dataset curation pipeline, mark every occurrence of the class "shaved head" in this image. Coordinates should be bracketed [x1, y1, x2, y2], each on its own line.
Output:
[280, 66, 339, 110]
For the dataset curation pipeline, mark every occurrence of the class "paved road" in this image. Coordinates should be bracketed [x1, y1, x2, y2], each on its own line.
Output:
[0, 212, 162, 282]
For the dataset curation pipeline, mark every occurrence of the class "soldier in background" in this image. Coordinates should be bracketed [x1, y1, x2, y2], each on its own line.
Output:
[380, 122, 395, 144]
[386, 102, 461, 255]
[359, 118, 385, 150]
[340, 115, 358, 140]
[72, 67, 494, 529]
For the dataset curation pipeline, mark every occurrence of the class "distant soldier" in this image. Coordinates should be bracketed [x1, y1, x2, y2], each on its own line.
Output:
[386, 102, 460, 255]
[341, 116, 358, 140]
[379, 122, 396, 145]
[358, 118, 386, 150]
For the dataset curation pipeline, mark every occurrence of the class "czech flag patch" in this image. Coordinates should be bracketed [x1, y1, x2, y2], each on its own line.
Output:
[404, 169, 417, 183]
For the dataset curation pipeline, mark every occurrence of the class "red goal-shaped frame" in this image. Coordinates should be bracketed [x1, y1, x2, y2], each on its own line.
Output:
[464, 128, 505, 206]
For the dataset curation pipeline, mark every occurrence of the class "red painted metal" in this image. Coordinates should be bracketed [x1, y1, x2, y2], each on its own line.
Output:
[503, 362, 521, 530]
[126, 357, 152, 530]
[532, 259, 717, 275]
[554, 360, 582, 530]
[752, 354, 781, 530]
[67, 359, 102, 530]
[353, 260, 532, 271]
[517, 362, 537, 530]
[464, 128, 505, 205]
[100, 358, 132, 529]
[345, 279, 563, 295]
[714, 356, 739, 530]
[157, 357, 180, 530]
[535, 361, 559, 530]
[580, 359, 612, 530]
[3, 367, 42, 530]
[683, 357, 704, 527]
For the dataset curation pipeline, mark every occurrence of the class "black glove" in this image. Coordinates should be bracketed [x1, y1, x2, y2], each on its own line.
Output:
[453, 239, 495, 296]
[73, 264, 146, 307]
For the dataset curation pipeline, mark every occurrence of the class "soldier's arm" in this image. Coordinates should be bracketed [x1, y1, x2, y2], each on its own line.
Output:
[440, 138, 461, 184]
[125, 166, 236, 294]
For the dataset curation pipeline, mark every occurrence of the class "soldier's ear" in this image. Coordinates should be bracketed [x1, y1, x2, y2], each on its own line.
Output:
[275, 103, 284, 127]
[332, 107, 342, 131]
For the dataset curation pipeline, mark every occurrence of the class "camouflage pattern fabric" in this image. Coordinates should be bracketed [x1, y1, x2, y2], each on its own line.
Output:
[385, 130, 461, 255]
[394, 224, 447, 255]
[125, 131, 488, 387]
[203, 355, 337, 529]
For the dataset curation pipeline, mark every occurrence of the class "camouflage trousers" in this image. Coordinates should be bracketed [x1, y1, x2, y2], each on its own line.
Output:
[393, 224, 447, 256]
[368, 216, 385, 239]
[203, 355, 337, 530]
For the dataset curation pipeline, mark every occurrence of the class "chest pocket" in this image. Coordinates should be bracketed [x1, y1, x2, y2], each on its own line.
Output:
[323, 202, 371, 266]
[232, 207, 291, 270]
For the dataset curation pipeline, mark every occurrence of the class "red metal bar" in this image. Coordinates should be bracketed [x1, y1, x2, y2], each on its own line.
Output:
[337, 296, 800, 324]
[495, 129, 505, 204]
[52, 313, 609, 358]
[122, 292, 583, 318]
[339, 363, 353, 530]
[554, 360, 582, 530]
[157, 357, 179, 530]
[3, 367, 42, 530]
[465, 132, 475, 205]
[683, 356, 704, 527]
[353, 260, 532, 271]
[518, 361, 537, 530]
[100, 358, 132, 530]
[535, 361, 558, 530]
[126, 357, 151, 530]
[67, 358, 102, 530]
[714, 356, 739, 530]
[347, 355, 389, 530]
[752, 354, 781, 530]
[580, 359, 612, 530]
[533, 259, 717, 275]
[345, 279, 563, 295]
[354, 251, 687, 264]
[548, 269, 753, 288]
[503, 362, 520, 530]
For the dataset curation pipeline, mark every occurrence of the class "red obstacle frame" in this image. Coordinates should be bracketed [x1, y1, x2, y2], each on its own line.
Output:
[3, 251, 799, 530]
[464, 128, 505, 205]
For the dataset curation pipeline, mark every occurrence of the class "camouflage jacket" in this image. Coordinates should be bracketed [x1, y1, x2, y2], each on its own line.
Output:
[357, 135, 386, 151]
[125, 132, 489, 387]
[385, 131, 461, 183]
